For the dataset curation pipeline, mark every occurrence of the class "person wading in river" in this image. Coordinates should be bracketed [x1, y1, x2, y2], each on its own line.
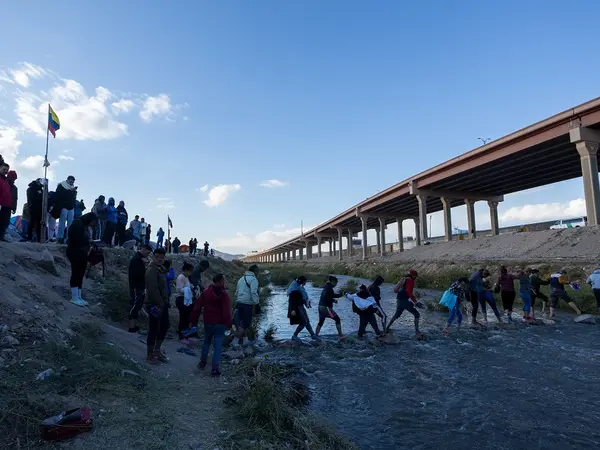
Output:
[530, 269, 550, 317]
[315, 276, 344, 339]
[548, 270, 582, 319]
[288, 276, 320, 343]
[386, 270, 423, 339]
[480, 270, 502, 323]
[442, 277, 469, 335]
[496, 266, 517, 322]
[345, 285, 385, 338]
[468, 268, 485, 325]
[368, 275, 388, 330]
[518, 268, 535, 322]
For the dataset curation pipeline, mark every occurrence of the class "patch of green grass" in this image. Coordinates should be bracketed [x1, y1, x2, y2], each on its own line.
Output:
[100, 278, 132, 324]
[263, 324, 278, 342]
[223, 362, 357, 450]
[340, 279, 359, 295]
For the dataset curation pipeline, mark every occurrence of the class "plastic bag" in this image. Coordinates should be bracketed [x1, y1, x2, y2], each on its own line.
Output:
[439, 290, 457, 310]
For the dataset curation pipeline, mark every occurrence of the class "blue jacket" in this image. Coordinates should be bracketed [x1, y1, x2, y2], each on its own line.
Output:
[287, 280, 309, 304]
[587, 270, 600, 289]
[106, 198, 118, 224]
[157, 230, 165, 240]
[165, 267, 175, 297]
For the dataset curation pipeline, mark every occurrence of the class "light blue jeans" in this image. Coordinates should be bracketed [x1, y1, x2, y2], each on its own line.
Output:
[57, 208, 74, 239]
[201, 324, 225, 369]
[520, 290, 532, 313]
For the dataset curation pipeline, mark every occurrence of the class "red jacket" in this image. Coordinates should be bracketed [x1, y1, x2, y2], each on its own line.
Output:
[0, 175, 12, 207]
[394, 276, 416, 303]
[191, 284, 232, 327]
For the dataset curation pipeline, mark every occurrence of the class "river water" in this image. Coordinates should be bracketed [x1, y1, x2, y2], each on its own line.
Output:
[255, 277, 600, 450]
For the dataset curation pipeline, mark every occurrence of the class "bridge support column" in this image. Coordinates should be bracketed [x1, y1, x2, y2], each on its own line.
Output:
[488, 201, 500, 235]
[378, 218, 386, 256]
[376, 228, 381, 254]
[361, 216, 368, 260]
[347, 230, 353, 257]
[292, 250, 296, 260]
[337, 228, 343, 261]
[317, 237, 322, 258]
[288, 250, 292, 261]
[299, 248, 304, 260]
[414, 218, 422, 246]
[397, 219, 404, 252]
[571, 128, 600, 226]
[465, 199, 476, 238]
[416, 194, 428, 242]
[441, 197, 453, 241]
[332, 240, 337, 256]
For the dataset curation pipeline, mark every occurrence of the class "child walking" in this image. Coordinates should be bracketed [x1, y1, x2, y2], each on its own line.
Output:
[443, 277, 469, 335]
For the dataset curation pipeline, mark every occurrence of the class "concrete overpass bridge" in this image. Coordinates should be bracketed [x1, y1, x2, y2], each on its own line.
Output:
[244, 97, 600, 264]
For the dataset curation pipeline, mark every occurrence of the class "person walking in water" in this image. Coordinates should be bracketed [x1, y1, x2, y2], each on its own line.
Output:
[548, 270, 582, 319]
[345, 285, 385, 338]
[175, 262, 195, 344]
[585, 268, 600, 313]
[468, 268, 485, 325]
[192, 273, 232, 377]
[156, 227, 165, 248]
[234, 264, 260, 346]
[66, 212, 97, 307]
[368, 275, 387, 329]
[288, 276, 320, 343]
[442, 277, 470, 335]
[315, 276, 344, 339]
[530, 269, 550, 317]
[128, 244, 152, 332]
[145, 248, 170, 363]
[496, 266, 517, 322]
[518, 268, 535, 321]
[386, 270, 423, 339]
[480, 270, 502, 323]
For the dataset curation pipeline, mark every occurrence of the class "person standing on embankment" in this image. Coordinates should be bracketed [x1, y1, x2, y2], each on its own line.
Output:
[66, 212, 97, 307]
[234, 264, 260, 346]
[145, 247, 170, 364]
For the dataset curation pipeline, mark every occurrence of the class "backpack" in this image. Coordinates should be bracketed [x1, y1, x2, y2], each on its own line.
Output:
[395, 277, 408, 299]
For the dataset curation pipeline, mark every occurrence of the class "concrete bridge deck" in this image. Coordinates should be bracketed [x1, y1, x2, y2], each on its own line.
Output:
[245, 97, 600, 263]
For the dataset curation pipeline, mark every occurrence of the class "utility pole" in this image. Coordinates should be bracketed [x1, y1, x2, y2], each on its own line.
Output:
[478, 137, 491, 145]
[429, 215, 432, 238]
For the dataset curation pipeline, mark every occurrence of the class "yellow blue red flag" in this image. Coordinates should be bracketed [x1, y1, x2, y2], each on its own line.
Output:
[48, 105, 60, 138]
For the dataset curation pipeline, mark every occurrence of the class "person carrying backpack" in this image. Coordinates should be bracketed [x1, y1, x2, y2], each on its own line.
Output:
[386, 270, 423, 338]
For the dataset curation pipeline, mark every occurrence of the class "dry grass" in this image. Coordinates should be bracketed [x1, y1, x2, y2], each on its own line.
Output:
[222, 362, 357, 450]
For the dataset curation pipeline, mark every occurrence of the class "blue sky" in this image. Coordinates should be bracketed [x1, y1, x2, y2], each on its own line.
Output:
[0, 0, 598, 253]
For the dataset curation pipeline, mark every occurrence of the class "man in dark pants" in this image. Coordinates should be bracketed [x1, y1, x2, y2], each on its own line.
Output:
[468, 268, 485, 325]
[386, 270, 423, 339]
[145, 248, 170, 363]
[27, 179, 44, 242]
[0, 162, 12, 240]
[128, 244, 152, 332]
[315, 276, 344, 338]
[67, 212, 97, 307]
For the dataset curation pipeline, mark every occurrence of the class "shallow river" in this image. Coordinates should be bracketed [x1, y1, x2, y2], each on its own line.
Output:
[255, 277, 600, 450]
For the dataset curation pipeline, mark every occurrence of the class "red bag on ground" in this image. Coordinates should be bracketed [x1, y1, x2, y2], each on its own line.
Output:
[41, 407, 93, 441]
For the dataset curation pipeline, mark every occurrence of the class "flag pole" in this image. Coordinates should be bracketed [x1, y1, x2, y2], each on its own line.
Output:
[40, 104, 51, 243]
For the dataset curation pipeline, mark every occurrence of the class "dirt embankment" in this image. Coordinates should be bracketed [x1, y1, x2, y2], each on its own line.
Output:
[0, 243, 351, 450]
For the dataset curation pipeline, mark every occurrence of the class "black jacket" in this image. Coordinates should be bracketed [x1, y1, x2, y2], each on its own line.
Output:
[129, 251, 147, 289]
[319, 282, 343, 308]
[9, 182, 17, 212]
[288, 289, 305, 325]
[368, 276, 385, 305]
[54, 182, 76, 211]
[27, 181, 43, 215]
[67, 213, 93, 254]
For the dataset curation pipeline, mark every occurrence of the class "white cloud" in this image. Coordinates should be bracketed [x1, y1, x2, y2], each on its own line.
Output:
[58, 155, 74, 161]
[500, 199, 586, 224]
[16, 80, 129, 140]
[216, 225, 312, 252]
[260, 179, 289, 188]
[10, 63, 48, 88]
[203, 184, 241, 207]
[140, 94, 171, 122]
[156, 197, 175, 209]
[273, 223, 286, 229]
[111, 98, 135, 114]
[197, 185, 209, 193]
[0, 126, 22, 166]
[18, 155, 55, 180]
